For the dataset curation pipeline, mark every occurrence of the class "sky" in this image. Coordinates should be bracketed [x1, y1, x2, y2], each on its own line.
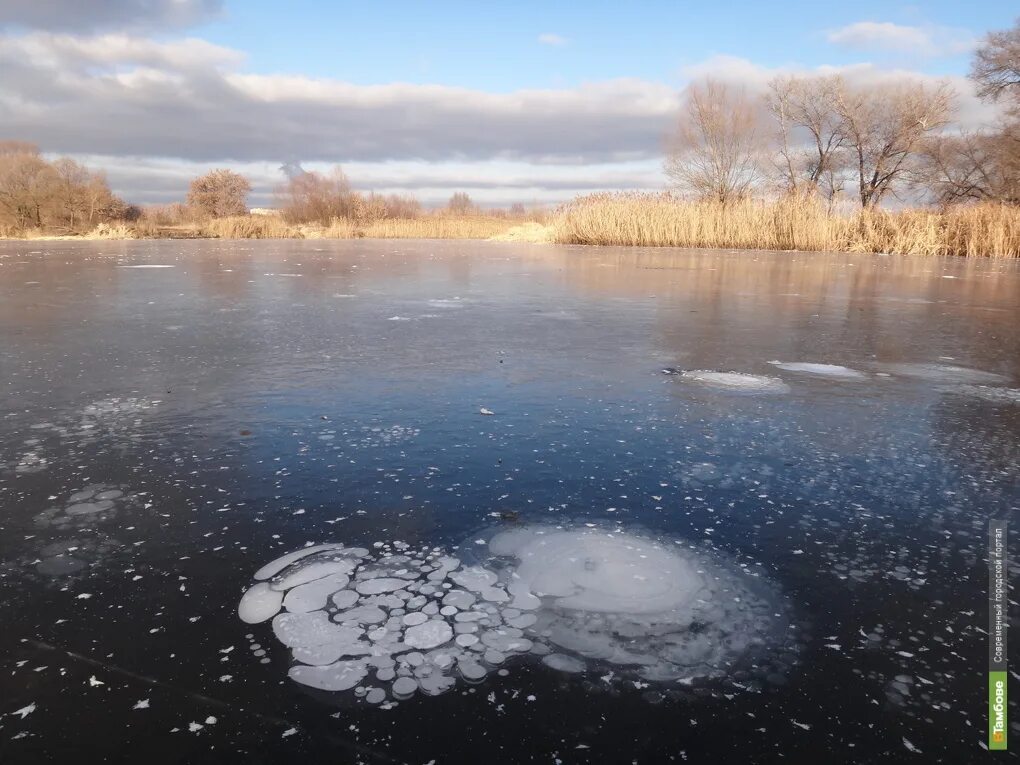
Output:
[0, 1, 1015, 208]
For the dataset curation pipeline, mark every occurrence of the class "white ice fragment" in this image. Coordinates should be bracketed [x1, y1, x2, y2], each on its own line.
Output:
[132, 699, 149, 710]
[238, 582, 285, 624]
[12, 703, 35, 719]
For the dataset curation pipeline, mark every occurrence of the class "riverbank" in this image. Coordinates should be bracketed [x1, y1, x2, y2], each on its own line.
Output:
[5, 196, 1019, 257]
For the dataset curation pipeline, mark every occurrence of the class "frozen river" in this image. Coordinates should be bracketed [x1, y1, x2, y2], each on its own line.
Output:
[0, 239, 1018, 763]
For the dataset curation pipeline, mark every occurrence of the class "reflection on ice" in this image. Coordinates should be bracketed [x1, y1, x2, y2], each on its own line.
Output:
[241, 525, 798, 705]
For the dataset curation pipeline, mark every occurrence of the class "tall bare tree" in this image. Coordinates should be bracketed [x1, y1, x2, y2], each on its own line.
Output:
[917, 128, 1020, 205]
[765, 75, 848, 201]
[971, 18, 1020, 103]
[835, 79, 955, 207]
[187, 168, 251, 218]
[665, 79, 764, 202]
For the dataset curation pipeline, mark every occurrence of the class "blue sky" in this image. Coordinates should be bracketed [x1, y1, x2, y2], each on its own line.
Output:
[0, 1, 1016, 206]
[191, 1, 1010, 86]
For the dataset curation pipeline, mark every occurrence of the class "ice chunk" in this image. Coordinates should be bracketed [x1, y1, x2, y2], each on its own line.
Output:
[238, 583, 285, 624]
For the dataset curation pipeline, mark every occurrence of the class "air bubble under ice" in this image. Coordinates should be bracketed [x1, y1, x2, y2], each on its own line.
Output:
[240, 525, 797, 705]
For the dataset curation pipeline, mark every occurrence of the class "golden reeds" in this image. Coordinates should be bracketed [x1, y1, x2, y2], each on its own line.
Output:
[554, 193, 1020, 258]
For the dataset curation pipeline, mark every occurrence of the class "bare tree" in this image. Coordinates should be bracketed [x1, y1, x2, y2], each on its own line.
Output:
[765, 75, 849, 201]
[447, 192, 474, 214]
[836, 79, 956, 207]
[916, 126, 1019, 205]
[971, 19, 1020, 103]
[0, 140, 40, 157]
[278, 166, 360, 223]
[187, 168, 251, 218]
[665, 79, 764, 202]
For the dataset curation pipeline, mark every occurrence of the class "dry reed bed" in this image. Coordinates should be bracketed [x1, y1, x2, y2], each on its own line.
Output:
[201, 215, 523, 240]
[555, 194, 1020, 258]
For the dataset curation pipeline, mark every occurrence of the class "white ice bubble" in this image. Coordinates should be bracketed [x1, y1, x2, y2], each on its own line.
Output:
[238, 582, 285, 624]
[881, 363, 1007, 384]
[404, 620, 454, 650]
[243, 524, 795, 705]
[289, 660, 368, 691]
[254, 544, 351, 581]
[355, 577, 409, 595]
[283, 573, 350, 613]
[677, 371, 791, 394]
[768, 361, 866, 379]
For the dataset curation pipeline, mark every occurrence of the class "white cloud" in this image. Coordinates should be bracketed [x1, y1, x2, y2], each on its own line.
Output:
[538, 33, 568, 46]
[0, 32, 678, 165]
[826, 21, 976, 57]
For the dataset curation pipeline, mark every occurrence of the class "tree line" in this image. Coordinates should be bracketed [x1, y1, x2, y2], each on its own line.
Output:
[0, 142, 134, 234]
[665, 19, 1019, 208]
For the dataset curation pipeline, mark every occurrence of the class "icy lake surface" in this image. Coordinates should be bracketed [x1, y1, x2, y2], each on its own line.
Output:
[0, 240, 1018, 763]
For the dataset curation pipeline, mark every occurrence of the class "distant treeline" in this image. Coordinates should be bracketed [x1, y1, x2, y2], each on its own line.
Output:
[0, 141, 136, 236]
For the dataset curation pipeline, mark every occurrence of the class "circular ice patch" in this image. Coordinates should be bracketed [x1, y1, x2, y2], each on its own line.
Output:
[241, 526, 796, 705]
[677, 371, 791, 394]
[767, 361, 866, 379]
[880, 363, 1007, 384]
